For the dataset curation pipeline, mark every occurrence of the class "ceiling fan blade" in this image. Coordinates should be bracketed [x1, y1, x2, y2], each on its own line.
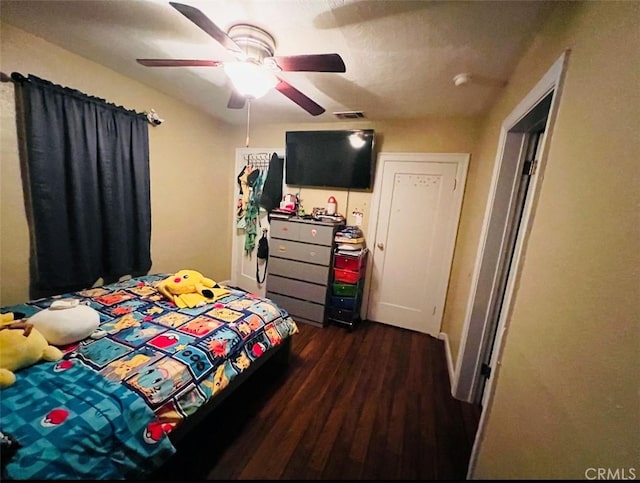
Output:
[137, 59, 222, 67]
[275, 79, 325, 116]
[169, 2, 243, 55]
[271, 53, 346, 73]
[227, 90, 246, 109]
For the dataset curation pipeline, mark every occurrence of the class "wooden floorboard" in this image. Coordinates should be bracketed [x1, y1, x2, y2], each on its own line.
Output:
[155, 320, 481, 480]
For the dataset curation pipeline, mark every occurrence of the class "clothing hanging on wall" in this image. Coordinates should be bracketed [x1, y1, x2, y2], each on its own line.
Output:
[244, 169, 266, 255]
[236, 153, 270, 255]
[256, 228, 269, 285]
[236, 165, 260, 229]
[259, 152, 284, 213]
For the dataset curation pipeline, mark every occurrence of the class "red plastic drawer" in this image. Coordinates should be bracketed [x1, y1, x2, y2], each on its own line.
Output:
[334, 268, 359, 284]
[334, 255, 361, 271]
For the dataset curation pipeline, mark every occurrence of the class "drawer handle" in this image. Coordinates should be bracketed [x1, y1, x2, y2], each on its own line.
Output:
[278, 245, 287, 252]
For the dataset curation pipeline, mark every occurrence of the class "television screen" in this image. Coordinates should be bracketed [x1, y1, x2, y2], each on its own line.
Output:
[285, 129, 375, 190]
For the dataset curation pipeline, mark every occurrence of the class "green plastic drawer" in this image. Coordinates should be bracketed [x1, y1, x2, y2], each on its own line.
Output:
[332, 282, 358, 297]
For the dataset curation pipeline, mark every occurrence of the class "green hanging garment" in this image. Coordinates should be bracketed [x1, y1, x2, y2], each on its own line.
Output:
[244, 169, 267, 255]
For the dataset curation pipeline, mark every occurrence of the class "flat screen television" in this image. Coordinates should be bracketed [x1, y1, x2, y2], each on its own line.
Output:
[285, 129, 376, 190]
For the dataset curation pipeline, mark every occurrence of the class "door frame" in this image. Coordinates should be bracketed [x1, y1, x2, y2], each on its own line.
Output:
[451, 51, 570, 476]
[363, 152, 469, 335]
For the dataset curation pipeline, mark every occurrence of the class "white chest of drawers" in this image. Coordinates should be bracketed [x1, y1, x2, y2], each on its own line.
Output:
[266, 218, 343, 328]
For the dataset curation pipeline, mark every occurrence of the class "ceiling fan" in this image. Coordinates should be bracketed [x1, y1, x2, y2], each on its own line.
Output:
[137, 2, 346, 116]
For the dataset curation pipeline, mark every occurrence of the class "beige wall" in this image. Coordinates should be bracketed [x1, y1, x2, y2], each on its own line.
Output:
[464, 2, 639, 478]
[229, 118, 481, 229]
[0, 23, 235, 305]
[228, 118, 482, 319]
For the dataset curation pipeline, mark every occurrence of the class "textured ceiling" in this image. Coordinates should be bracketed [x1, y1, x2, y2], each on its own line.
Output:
[0, 0, 555, 126]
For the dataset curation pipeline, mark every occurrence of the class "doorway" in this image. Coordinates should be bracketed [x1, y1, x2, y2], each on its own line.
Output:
[365, 153, 469, 337]
[453, 52, 569, 408]
[475, 127, 546, 401]
[452, 51, 570, 477]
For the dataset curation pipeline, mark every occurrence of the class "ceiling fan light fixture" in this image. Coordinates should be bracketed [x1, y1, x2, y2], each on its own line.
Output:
[224, 61, 279, 99]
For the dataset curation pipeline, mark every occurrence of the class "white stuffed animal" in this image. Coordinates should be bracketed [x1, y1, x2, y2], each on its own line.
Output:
[29, 299, 100, 346]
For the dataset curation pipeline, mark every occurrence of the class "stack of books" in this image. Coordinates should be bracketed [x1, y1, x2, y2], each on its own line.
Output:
[334, 226, 366, 255]
[268, 208, 295, 220]
[316, 213, 346, 223]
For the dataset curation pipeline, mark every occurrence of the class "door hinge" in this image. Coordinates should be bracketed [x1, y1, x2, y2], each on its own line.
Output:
[480, 363, 492, 378]
[523, 158, 537, 176]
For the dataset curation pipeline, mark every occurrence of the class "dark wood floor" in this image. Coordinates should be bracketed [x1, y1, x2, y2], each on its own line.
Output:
[155, 320, 482, 480]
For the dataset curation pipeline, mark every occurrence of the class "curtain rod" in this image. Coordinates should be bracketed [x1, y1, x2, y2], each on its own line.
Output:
[8, 72, 144, 118]
[2, 72, 28, 83]
[4, 71, 161, 125]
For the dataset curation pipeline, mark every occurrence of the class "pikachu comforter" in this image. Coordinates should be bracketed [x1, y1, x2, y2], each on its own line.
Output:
[0, 273, 298, 479]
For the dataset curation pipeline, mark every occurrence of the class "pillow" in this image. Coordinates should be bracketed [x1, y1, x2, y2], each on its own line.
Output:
[29, 302, 100, 346]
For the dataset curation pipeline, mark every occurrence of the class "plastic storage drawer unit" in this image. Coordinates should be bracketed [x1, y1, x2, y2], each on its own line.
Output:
[328, 248, 368, 331]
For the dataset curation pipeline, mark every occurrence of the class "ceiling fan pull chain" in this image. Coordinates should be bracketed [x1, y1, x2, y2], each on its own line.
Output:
[245, 99, 251, 148]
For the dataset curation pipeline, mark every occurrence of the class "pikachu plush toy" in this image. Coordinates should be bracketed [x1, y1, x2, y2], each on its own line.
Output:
[156, 269, 229, 308]
[0, 313, 63, 388]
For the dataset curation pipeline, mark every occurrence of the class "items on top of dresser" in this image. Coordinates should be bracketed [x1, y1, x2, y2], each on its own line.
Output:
[335, 225, 366, 255]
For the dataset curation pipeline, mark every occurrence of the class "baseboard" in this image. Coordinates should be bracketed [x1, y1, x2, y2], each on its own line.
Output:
[438, 331, 456, 396]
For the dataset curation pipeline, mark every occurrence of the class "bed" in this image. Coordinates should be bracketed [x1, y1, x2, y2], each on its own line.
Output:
[0, 273, 299, 480]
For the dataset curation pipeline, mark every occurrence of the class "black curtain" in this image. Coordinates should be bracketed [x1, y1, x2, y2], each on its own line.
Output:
[13, 73, 152, 297]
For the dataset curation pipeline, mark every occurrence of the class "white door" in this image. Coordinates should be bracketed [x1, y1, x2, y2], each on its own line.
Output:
[231, 148, 284, 295]
[366, 153, 468, 336]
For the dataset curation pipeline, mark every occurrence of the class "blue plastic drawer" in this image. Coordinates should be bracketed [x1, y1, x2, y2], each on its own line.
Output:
[330, 295, 356, 309]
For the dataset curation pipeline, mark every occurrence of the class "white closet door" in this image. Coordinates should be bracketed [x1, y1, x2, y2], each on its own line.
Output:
[367, 154, 468, 336]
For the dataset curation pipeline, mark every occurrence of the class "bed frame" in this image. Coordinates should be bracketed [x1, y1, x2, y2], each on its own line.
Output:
[167, 335, 293, 445]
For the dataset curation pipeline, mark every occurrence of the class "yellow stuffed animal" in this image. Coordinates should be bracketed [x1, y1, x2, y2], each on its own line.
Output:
[0, 319, 63, 388]
[156, 269, 229, 308]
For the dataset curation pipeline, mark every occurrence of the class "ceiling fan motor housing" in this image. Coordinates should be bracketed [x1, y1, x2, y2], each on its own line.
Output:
[227, 24, 276, 64]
